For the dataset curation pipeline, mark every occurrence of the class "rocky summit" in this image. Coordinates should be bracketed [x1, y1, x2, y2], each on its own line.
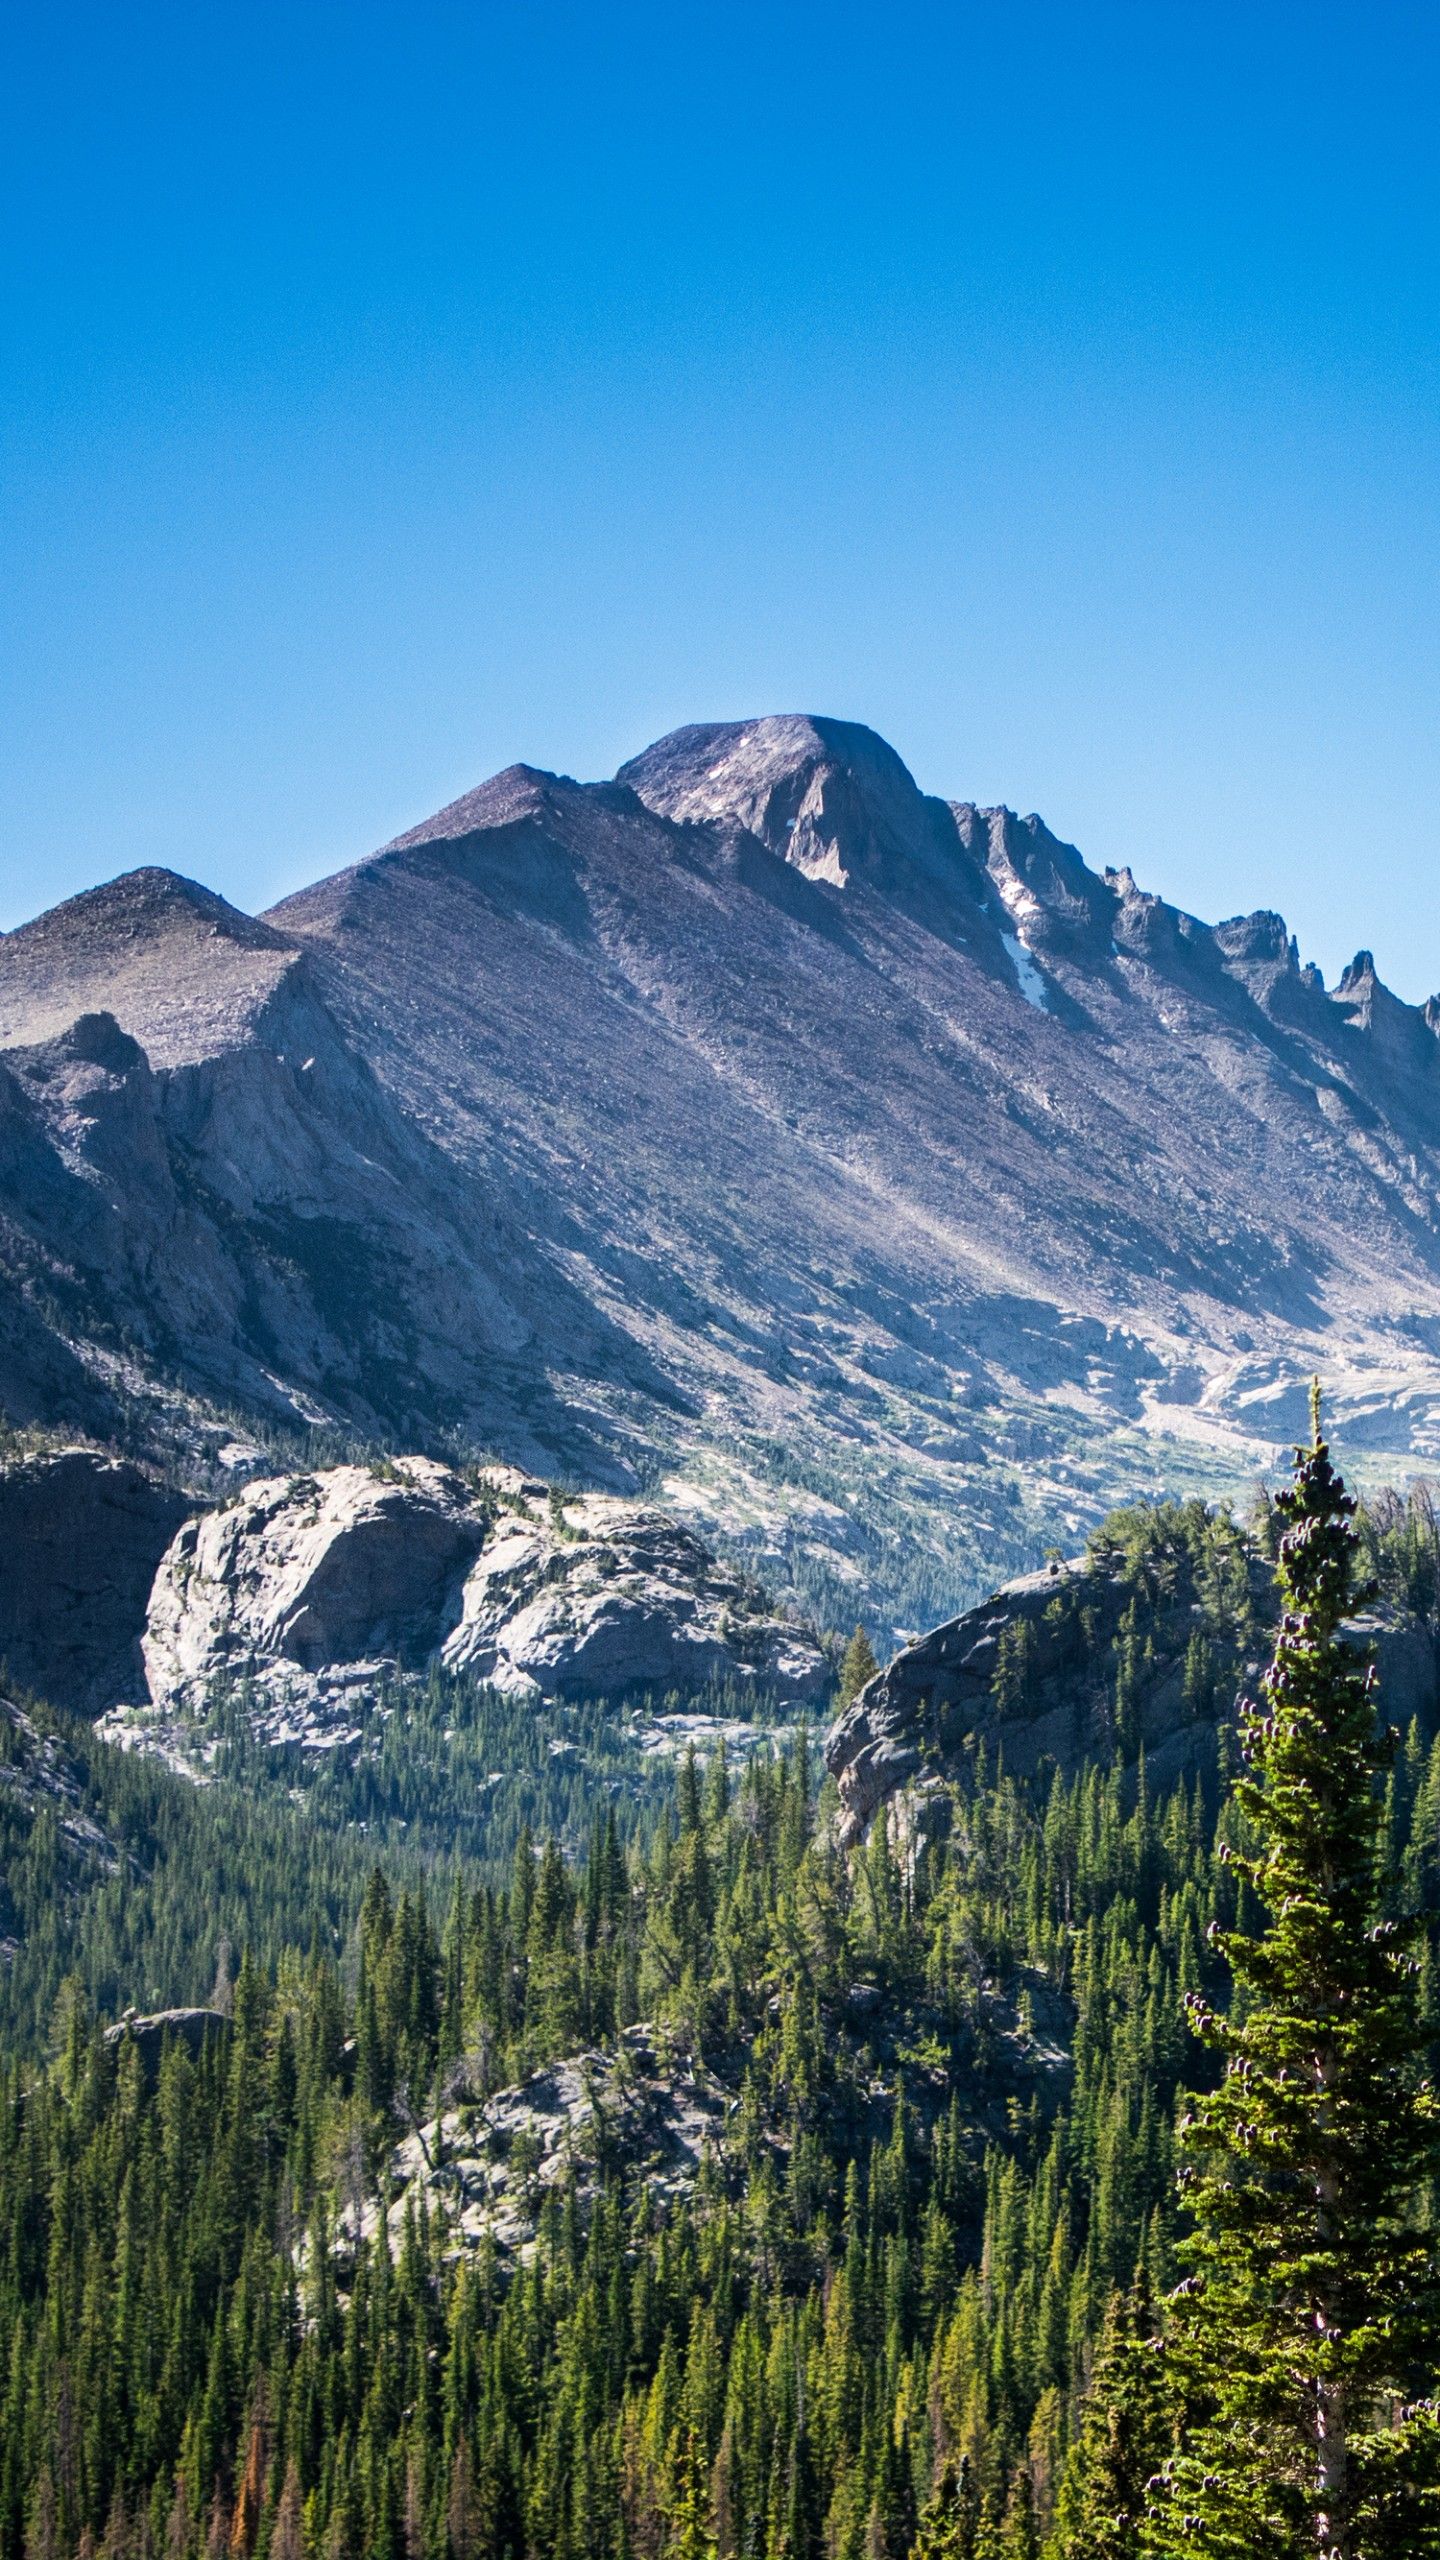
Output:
[7, 713, 1440, 1629]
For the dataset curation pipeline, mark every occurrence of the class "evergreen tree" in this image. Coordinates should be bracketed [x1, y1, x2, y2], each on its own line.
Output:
[913, 2457, 981, 2560]
[1054, 2273, 1171, 2558]
[838, 1628, 881, 1709]
[1150, 1401, 1440, 2558]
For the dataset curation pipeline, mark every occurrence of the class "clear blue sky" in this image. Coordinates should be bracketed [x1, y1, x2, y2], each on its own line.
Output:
[4, 2, 1440, 996]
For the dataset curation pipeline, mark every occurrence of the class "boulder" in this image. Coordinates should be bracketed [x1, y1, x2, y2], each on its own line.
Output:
[142, 1459, 490, 1711]
[442, 1491, 830, 1705]
[0, 1448, 190, 1713]
[103, 2007, 233, 2082]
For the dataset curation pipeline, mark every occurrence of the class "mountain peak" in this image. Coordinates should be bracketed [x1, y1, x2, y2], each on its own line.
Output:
[377, 763, 587, 854]
[616, 713, 963, 888]
[8, 710, 1440, 1640]
[955, 804, 1114, 957]
[3, 866, 281, 951]
[0, 868, 296, 1064]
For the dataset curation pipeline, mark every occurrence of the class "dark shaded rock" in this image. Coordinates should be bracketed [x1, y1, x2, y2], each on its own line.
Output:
[0, 1692, 119, 1958]
[826, 1545, 1439, 1841]
[1349, 1603, 1440, 1731]
[104, 2007, 233, 2081]
[826, 1557, 1135, 1839]
[0, 1449, 190, 1713]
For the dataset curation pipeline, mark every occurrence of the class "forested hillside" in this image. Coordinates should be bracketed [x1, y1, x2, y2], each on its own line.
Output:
[2, 1472, 1440, 2558]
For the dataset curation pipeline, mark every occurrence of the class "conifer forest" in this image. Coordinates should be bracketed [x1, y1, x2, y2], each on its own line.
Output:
[1, 1436, 1439, 2558]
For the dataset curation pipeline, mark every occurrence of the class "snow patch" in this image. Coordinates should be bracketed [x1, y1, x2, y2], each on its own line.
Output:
[995, 872, 1046, 929]
[1001, 931, 1050, 1013]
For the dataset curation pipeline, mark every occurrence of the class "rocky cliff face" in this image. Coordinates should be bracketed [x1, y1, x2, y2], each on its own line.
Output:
[825, 1520, 1440, 1841]
[143, 1459, 490, 1706]
[116, 1461, 827, 1759]
[0, 881, 640, 1471]
[441, 1489, 828, 1703]
[9, 716, 1440, 1630]
[0, 1448, 190, 1713]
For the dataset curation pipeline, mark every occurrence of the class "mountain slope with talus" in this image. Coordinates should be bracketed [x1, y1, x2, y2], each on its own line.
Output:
[5, 713, 1440, 1630]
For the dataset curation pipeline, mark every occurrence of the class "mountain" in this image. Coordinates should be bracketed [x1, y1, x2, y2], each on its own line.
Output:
[6, 713, 1440, 1630]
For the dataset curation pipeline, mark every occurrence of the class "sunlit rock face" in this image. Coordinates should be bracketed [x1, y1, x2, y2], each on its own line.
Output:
[131, 1463, 827, 1749]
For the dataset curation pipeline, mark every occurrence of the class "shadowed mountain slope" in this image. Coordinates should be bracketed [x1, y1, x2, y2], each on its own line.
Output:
[6, 716, 1440, 1627]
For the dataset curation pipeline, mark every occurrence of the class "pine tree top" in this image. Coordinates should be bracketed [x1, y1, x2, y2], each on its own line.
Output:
[838, 1624, 881, 1708]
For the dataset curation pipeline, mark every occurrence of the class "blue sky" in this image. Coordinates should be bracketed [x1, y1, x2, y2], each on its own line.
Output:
[4, 2, 1440, 996]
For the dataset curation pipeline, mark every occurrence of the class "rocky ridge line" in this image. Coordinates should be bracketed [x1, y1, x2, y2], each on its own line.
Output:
[10, 713, 1440, 1631]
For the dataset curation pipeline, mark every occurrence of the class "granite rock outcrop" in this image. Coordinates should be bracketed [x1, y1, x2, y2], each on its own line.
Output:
[825, 1532, 1439, 1841]
[124, 1462, 827, 1756]
[441, 1489, 829, 1703]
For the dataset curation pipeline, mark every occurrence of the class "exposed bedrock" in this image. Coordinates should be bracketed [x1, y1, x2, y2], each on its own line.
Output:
[825, 1548, 1438, 1842]
[0, 1448, 190, 1713]
[136, 1463, 829, 1738]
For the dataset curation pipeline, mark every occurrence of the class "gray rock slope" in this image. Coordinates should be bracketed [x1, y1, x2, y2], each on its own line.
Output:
[344, 1992, 1059, 2277]
[112, 1460, 827, 1757]
[825, 1534, 1439, 1841]
[8, 713, 1440, 1626]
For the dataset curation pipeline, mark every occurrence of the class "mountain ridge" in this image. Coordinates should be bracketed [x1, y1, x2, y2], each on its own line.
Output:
[6, 712, 1440, 1630]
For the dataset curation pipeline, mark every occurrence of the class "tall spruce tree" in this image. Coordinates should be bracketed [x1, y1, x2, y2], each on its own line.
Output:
[1148, 1398, 1440, 2559]
[1056, 2271, 1173, 2558]
[912, 2456, 981, 2560]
